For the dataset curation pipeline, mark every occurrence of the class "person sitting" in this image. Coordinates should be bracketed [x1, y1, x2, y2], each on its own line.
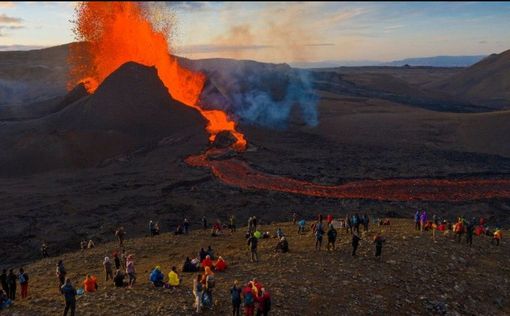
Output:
[214, 256, 227, 272]
[206, 246, 215, 260]
[168, 266, 180, 286]
[276, 236, 289, 253]
[201, 255, 213, 270]
[182, 257, 198, 272]
[149, 266, 164, 287]
[474, 225, 485, 236]
[0, 289, 12, 310]
[199, 248, 208, 261]
[191, 257, 201, 270]
[83, 274, 98, 293]
[492, 228, 503, 246]
[80, 240, 87, 251]
[113, 270, 125, 288]
[262, 231, 271, 239]
[211, 222, 222, 237]
[153, 222, 160, 236]
[174, 225, 184, 235]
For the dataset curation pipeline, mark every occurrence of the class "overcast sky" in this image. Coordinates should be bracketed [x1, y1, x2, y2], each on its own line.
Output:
[1, 1, 510, 62]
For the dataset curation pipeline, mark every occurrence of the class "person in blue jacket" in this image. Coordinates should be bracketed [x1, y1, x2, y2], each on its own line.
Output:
[149, 266, 164, 287]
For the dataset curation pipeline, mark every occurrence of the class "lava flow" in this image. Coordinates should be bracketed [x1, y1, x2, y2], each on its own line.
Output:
[186, 151, 510, 202]
[68, 2, 246, 150]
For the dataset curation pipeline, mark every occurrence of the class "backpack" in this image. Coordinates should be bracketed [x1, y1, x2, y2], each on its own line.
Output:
[244, 291, 254, 305]
[19, 273, 27, 284]
[206, 275, 215, 289]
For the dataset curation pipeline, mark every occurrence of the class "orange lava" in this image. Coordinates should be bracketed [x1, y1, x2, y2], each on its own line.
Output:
[186, 153, 510, 202]
[68, 2, 246, 150]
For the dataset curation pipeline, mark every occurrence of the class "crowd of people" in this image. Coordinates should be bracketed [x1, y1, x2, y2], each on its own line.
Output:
[0, 212, 505, 315]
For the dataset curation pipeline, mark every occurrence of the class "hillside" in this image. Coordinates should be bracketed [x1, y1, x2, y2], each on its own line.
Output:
[430, 49, 510, 108]
[4, 219, 509, 315]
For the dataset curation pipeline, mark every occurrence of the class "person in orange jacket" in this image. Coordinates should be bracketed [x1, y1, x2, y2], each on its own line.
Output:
[83, 274, 98, 293]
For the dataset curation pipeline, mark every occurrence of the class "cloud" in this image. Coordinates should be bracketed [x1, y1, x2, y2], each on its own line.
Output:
[0, 13, 22, 24]
[0, 2, 15, 8]
[304, 43, 336, 47]
[0, 44, 46, 51]
[167, 1, 210, 12]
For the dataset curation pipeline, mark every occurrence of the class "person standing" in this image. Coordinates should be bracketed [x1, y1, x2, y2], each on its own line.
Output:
[327, 224, 337, 251]
[292, 212, 297, 225]
[184, 218, 190, 234]
[252, 216, 258, 232]
[61, 278, 77, 316]
[126, 254, 136, 288]
[103, 257, 113, 281]
[192, 273, 202, 313]
[230, 215, 236, 233]
[18, 268, 29, 299]
[0, 270, 7, 295]
[41, 242, 49, 258]
[56, 260, 67, 288]
[202, 216, 207, 231]
[113, 253, 121, 271]
[248, 233, 259, 263]
[414, 211, 420, 231]
[230, 280, 242, 316]
[352, 232, 361, 256]
[420, 211, 427, 233]
[6, 270, 16, 300]
[466, 218, 475, 247]
[315, 221, 324, 251]
[115, 227, 125, 248]
[373, 234, 385, 260]
[149, 220, 155, 236]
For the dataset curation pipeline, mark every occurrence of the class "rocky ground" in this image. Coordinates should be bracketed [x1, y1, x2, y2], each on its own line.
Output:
[3, 219, 509, 315]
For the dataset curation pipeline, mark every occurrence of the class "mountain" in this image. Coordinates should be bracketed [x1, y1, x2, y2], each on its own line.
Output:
[8, 219, 510, 315]
[381, 55, 486, 67]
[429, 49, 510, 108]
[0, 62, 208, 176]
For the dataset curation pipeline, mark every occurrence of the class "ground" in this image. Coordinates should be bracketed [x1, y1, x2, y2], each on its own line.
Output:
[4, 219, 509, 315]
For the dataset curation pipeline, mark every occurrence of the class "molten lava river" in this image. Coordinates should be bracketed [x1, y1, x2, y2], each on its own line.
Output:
[186, 150, 510, 202]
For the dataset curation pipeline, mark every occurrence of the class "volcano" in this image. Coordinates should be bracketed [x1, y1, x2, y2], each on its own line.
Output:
[0, 62, 208, 176]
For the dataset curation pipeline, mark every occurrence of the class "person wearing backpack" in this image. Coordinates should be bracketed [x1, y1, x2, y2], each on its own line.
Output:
[192, 274, 203, 313]
[61, 278, 77, 316]
[230, 280, 242, 316]
[18, 268, 29, 299]
[242, 284, 255, 316]
[315, 221, 324, 251]
[248, 233, 259, 263]
[327, 224, 337, 251]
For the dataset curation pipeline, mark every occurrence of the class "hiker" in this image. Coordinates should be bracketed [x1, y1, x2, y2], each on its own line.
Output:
[149, 266, 164, 288]
[252, 216, 258, 232]
[346, 214, 352, 234]
[202, 216, 207, 231]
[318, 213, 323, 223]
[206, 245, 215, 260]
[182, 257, 198, 272]
[215, 256, 227, 272]
[175, 224, 184, 235]
[115, 227, 125, 248]
[420, 211, 427, 232]
[80, 240, 87, 251]
[352, 232, 361, 256]
[414, 210, 420, 230]
[297, 219, 305, 234]
[352, 214, 360, 235]
[149, 220, 155, 236]
[228, 215, 236, 233]
[492, 228, 503, 246]
[292, 212, 297, 225]
[327, 214, 333, 225]
[230, 280, 242, 316]
[61, 278, 77, 316]
[83, 274, 98, 293]
[56, 260, 67, 288]
[18, 268, 29, 299]
[315, 221, 324, 251]
[248, 233, 259, 262]
[184, 218, 190, 234]
[126, 254, 136, 288]
[6, 270, 16, 300]
[202, 267, 215, 310]
[41, 242, 49, 258]
[168, 266, 180, 286]
[276, 227, 284, 239]
[199, 248, 208, 261]
[87, 239, 95, 249]
[454, 218, 464, 243]
[276, 236, 289, 253]
[211, 221, 222, 237]
[242, 282, 256, 316]
[327, 224, 337, 251]
[113, 269, 125, 287]
[202, 255, 213, 270]
[432, 214, 438, 226]
[192, 274, 203, 313]
[256, 288, 271, 316]
[0, 270, 7, 295]
[363, 213, 370, 232]
[373, 234, 385, 259]
[103, 257, 113, 281]
[113, 252, 121, 270]
[466, 218, 475, 247]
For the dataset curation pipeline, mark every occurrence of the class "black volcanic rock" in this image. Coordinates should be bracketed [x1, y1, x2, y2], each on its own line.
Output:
[0, 62, 209, 176]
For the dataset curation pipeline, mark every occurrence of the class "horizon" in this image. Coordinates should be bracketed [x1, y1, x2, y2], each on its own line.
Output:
[1, 2, 509, 63]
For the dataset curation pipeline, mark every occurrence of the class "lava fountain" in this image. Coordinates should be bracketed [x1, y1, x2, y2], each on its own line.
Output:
[68, 1, 246, 150]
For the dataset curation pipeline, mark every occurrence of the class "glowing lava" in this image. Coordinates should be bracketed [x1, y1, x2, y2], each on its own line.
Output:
[186, 152, 510, 202]
[68, 2, 246, 150]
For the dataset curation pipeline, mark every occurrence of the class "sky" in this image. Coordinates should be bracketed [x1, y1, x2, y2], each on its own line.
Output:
[1, 1, 510, 63]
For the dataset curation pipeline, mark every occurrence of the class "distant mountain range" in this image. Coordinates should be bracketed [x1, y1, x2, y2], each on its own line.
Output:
[291, 55, 487, 68]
